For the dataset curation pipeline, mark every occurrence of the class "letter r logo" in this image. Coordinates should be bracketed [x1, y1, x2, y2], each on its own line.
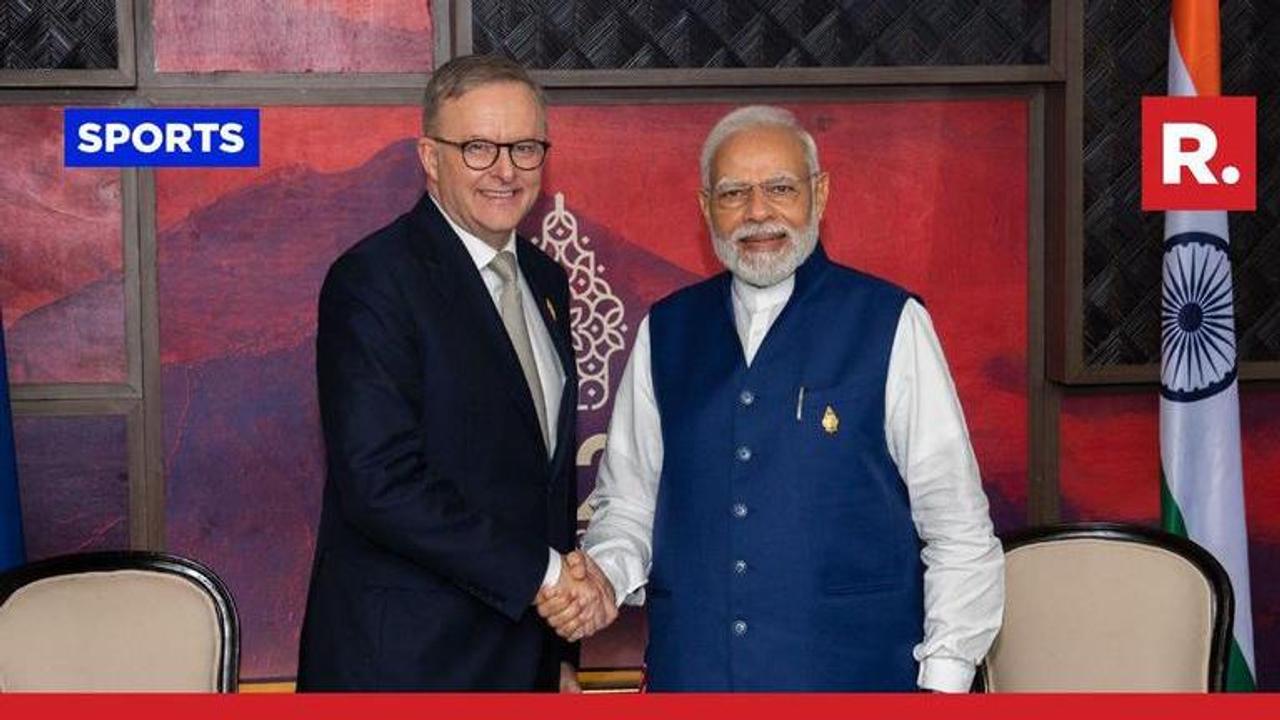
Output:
[1142, 96, 1256, 211]
[1162, 122, 1220, 185]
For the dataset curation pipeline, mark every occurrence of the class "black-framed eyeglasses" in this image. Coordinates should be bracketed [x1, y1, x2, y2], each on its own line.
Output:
[429, 136, 551, 171]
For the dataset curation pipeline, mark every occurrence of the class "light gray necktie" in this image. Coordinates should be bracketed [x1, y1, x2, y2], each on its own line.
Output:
[490, 251, 550, 446]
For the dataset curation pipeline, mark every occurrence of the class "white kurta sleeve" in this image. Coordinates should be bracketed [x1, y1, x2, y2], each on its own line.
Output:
[884, 299, 1005, 693]
[582, 315, 664, 607]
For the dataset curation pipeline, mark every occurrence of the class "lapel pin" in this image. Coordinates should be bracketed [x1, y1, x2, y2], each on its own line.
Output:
[544, 297, 557, 322]
[822, 405, 840, 435]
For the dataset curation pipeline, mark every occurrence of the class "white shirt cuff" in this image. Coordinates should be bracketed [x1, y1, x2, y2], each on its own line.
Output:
[541, 548, 561, 589]
[917, 656, 976, 693]
[588, 549, 641, 608]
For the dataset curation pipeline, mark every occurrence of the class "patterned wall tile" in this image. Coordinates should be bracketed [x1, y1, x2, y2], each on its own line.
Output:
[474, 0, 1048, 69]
[1, 0, 117, 70]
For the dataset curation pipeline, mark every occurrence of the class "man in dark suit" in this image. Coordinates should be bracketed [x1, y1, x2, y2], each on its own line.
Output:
[297, 55, 608, 691]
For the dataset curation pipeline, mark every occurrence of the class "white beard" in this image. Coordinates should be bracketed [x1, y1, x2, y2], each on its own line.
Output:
[711, 217, 819, 288]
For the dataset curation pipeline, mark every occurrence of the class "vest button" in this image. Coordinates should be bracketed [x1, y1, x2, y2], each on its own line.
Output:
[732, 503, 748, 518]
[733, 560, 748, 574]
[739, 389, 755, 406]
[732, 620, 748, 636]
[735, 445, 752, 462]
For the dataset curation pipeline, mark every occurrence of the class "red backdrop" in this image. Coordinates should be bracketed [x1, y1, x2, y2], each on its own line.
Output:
[0, 107, 125, 384]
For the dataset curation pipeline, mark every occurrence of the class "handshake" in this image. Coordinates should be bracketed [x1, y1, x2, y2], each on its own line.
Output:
[537, 550, 619, 642]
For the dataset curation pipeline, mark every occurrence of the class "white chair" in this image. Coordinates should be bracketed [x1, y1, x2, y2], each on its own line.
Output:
[981, 522, 1232, 692]
[0, 551, 239, 692]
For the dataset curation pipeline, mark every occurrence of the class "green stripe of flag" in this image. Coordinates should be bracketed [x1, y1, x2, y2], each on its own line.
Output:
[1227, 639, 1257, 691]
[1160, 470, 1188, 538]
[1161, 468, 1255, 690]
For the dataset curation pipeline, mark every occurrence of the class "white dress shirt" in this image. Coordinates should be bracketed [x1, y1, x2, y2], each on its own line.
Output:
[431, 197, 568, 590]
[583, 275, 1005, 692]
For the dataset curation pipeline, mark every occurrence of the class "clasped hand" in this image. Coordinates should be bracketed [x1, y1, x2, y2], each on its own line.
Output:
[537, 551, 618, 642]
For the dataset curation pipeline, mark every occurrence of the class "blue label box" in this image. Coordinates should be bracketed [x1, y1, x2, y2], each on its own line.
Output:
[64, 108, 261, 168]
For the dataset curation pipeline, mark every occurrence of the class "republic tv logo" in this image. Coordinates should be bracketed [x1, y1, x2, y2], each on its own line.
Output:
[1141, 96, 1255, 211]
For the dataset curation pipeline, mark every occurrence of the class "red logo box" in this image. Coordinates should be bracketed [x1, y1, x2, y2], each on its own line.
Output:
[1141, 96, 1256, 211]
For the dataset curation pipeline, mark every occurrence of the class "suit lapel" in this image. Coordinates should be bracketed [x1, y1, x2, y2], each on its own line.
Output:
[407, 196, 547, 455]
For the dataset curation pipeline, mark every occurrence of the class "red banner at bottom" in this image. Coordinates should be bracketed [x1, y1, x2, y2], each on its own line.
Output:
[3, 693, 1280, 720]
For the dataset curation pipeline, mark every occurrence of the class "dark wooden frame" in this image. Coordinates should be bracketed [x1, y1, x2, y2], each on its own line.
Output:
[8, 400, 149, 548]
[0, 93, 151, 537]
[0, 549, 241, 692]
[0, 0, 137, 88]
[4, 164, 144, 403]
[976, 521, 1234, 692]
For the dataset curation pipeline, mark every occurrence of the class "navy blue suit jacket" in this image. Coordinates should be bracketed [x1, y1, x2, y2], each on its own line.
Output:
[297, 194, 578, 690]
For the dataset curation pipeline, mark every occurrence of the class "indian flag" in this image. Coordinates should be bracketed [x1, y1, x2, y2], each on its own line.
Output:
[1159, 0, 1255, 690]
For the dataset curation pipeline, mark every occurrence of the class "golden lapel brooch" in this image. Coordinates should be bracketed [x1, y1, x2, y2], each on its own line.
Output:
[822, 405, 840, 435]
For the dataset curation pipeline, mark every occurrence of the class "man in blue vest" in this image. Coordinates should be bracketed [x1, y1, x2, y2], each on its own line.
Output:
[539, 105, 1004, 691]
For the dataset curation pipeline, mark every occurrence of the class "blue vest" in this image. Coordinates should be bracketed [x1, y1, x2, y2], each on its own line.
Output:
[645, 245, 924, 691]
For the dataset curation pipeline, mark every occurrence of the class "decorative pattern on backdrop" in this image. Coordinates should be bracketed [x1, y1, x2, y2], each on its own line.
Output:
[531, 193, 629, 414]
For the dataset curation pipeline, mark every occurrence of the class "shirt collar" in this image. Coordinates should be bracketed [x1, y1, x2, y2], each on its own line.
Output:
[429, 194, 517, 271]
[731, 273, 795, 314]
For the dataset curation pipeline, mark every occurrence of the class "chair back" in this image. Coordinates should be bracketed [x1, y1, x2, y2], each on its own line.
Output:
[982, 523, 1232, 692]
[0, 551, 239, 692]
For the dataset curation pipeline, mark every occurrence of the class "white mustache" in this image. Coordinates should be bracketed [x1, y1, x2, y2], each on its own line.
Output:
[731, 222, 794, 244]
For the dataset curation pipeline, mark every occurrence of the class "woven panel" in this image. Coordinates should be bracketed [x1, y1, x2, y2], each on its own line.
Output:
[1, 0, 117, 69]
[1082, 0, 1280, 367]
[473, 0, 1049, 69]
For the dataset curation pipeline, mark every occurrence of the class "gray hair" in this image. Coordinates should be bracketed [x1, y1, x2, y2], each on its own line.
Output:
[699, 105, 820, 188]
[422, 55, 546, 134]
